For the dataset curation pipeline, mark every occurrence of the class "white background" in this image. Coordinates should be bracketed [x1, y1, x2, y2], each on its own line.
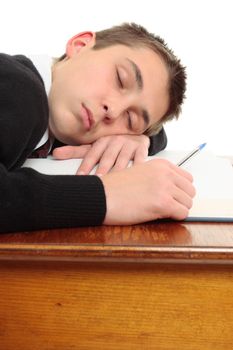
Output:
[1, 0, 232, 155]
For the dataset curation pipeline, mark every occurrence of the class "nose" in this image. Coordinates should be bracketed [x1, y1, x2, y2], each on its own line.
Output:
[102, 104, 112, 124]
[102, 98, 129, 124]
[103, 104, 109, 114]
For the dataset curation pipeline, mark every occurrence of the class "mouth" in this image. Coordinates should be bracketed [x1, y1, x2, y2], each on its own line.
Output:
[81, 103, 94, 131]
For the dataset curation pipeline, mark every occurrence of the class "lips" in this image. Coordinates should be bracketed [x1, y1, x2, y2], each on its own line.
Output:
[81, 103, 94, 131]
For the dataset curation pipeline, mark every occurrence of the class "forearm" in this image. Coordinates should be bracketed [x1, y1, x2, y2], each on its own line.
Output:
[0, 165, 106, 233]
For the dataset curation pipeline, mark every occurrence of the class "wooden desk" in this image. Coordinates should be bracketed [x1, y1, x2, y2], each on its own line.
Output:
[0, 222, 233, 349]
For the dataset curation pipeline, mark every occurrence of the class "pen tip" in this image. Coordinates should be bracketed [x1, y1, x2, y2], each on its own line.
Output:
[199, 142, 207, 150]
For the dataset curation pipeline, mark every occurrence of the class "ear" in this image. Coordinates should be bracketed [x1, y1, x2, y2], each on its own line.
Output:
[66, 31, 96, 57]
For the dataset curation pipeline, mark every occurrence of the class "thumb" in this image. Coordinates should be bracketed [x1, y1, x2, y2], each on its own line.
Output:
[52, 145, 91, 159]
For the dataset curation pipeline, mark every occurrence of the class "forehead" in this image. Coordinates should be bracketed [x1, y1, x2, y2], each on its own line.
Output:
[93, 44, 169, 88]
[94, 44, 165, 68]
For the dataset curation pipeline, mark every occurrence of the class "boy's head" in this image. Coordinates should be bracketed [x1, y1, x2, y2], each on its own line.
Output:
[94, 23, 186, 135]
[49, 23, 186, 145]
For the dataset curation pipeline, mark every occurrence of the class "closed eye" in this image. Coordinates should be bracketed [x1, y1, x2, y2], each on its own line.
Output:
[127, 111, 133, 130]
[116, 67, 140, 132]
[116, 69, 123, 88]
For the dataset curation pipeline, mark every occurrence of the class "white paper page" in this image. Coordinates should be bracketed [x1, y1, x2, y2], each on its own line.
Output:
[23, 157, 84, 175]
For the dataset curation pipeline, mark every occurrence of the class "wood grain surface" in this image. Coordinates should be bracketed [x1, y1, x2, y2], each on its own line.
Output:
[0, 261, 233, 349]
[1, 222, 233, 349]
[0, 222, 233, 263]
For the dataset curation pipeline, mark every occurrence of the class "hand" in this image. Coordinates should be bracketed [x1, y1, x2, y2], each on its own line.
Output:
[101, 159, 196, 225]
[52, 134, 150, 176]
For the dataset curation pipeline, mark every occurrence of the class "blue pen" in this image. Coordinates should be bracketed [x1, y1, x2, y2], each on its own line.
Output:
[177, 143, 207, 167]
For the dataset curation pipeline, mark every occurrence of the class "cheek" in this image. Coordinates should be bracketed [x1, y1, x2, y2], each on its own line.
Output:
[84, 65, 113, 93]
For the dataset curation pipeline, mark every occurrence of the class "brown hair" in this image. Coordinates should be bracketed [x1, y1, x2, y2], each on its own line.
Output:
[58, 23, 186, 135]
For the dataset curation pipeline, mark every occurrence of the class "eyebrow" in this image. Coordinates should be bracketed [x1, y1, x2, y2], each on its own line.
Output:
[126, 58, 150, 130]
[127, 58, 143, 90]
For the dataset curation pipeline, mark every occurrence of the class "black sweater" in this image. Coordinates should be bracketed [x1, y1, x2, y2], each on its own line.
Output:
[0, 54, 167, 233]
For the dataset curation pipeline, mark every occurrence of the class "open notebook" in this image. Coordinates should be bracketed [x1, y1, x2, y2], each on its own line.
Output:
[23, 150, 233, 222]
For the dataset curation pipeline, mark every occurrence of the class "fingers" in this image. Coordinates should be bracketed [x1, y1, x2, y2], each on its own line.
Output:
[53, 135, 150, 175]
[97, 141, 147, 174]
[110, 143, 136, 172]
[173, 170, 196, 198]
[111, 143, 147, 172]
[154, 158, 194, 184]
[156, 183, 194, 221]
[133, 143, 149, 164]
[79, 140, 122, 175]
[169, 161, 194, 182]
[170, 166, 196, 220]
[148, 159, 195, 220]
[53, 145, 91, 160]
[169, 201, 190, 221]
[95, 142, 125, 175]
[77, 135, 149, 175]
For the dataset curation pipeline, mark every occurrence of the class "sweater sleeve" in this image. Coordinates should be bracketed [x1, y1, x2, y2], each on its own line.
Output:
[0, 164, 106, 233]
[148, 127, 167, 156]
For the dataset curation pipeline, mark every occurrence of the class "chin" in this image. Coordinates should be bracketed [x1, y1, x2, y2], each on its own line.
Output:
[54, 128, 97, 145]
[72, 133, 98, 145]
[59, 135, 92, 146]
